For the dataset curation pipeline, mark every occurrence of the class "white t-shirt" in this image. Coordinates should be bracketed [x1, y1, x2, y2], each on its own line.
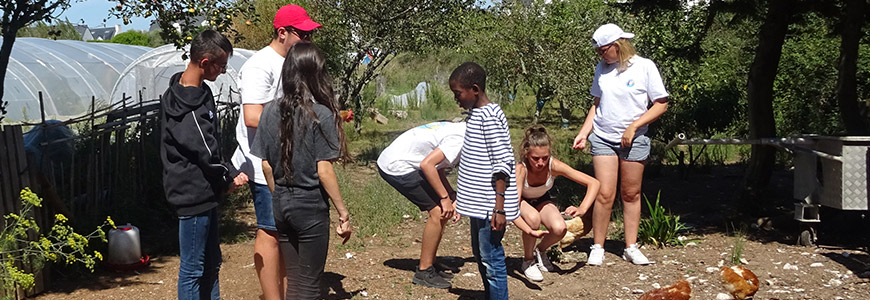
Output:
[590, 55, 669, 143]
[377, 121, 466, 176]
[231, 46, 285, 185]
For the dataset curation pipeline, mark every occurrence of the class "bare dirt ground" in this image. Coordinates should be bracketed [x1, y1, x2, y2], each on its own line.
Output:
[34, 165, 870, 300]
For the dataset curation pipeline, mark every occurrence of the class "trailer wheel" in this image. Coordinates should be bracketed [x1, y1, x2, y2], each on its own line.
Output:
[797, 227, 817, 247]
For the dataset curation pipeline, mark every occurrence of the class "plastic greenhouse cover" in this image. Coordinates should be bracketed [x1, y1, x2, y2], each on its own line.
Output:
[1, 38, 150, 123]
[111, 44, 255, 108]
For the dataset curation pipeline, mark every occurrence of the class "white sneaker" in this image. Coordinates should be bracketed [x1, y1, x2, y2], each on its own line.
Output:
[623, 244, 654, 265]
[534, 247, 555, 272]
[522, 259, 544, 282]
[587, 244, 605, 266]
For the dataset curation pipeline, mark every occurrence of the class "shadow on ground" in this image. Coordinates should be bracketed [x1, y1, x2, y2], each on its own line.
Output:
[321, 272, 366, 299]
[383, 256, 470, 274]
[45, 256, 169, 294]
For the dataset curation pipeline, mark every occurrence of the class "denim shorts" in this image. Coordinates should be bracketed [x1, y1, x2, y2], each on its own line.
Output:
[589, 133, 651, 161]
[250, 182, 277, 231]
[378, 167, 440, 212]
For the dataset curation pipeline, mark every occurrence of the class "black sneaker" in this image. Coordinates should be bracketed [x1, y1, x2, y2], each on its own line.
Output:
[413, 266, 451, 289]
[434, 261, 456, 279]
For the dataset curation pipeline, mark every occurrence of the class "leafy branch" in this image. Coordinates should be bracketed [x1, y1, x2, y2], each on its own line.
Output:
[1, 188, 115, 293]
[108, 0, 258, 58]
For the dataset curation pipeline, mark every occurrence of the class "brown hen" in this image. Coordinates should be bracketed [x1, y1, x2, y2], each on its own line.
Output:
[720, 265, 759, 299]
[638, 280, 691, 300]
[559, 214, 593, 248]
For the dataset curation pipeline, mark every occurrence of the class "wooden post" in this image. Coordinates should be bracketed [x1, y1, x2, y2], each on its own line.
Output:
[90, 96, 96, 129]
[38, 91, 45, 124]
[138, 90, 145, 204]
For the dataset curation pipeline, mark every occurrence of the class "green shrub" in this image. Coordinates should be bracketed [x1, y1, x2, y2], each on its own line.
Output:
[111, 30, 150, 46]
[1, 188, 114, 296]
[638, 191, 687, 248]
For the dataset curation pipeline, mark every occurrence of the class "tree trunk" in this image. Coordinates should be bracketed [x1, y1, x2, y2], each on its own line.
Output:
[741, 0, 793, 211]
[0, 31, 18, 105]
[836, 0, 869, 135]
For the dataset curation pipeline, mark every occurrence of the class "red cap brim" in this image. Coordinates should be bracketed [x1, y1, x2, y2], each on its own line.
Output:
[294, 19, 322, 31]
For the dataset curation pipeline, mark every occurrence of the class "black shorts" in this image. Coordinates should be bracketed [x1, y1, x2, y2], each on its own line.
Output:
[378, 167, 440, 211]
[524, 191, 552, 209]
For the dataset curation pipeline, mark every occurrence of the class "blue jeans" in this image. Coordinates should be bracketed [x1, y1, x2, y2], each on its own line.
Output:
[178, 208, 221, 300]
[250, 182, 277, 231]
[470, 217, 508, 300]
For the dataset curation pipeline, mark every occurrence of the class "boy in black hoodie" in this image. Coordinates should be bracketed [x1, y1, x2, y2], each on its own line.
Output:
[160, 29, 248, 300]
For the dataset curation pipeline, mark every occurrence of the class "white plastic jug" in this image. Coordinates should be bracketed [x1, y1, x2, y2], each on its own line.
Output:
[107, 224, 142, 265]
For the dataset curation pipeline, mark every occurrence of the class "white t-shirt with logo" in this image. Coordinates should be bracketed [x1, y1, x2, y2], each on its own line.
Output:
[590, 55, 669, 143]
[377, 121, 466, 176]
[231, 46, 284, 185]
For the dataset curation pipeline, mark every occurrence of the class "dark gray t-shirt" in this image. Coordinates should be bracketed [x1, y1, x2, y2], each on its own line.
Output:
[250, 101, 340, 191]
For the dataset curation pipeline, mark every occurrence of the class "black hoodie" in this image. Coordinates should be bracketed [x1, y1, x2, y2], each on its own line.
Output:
[160, 72, 239, 216]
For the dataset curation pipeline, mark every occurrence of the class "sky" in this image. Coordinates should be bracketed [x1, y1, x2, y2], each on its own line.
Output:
[58, 0, 155, 31]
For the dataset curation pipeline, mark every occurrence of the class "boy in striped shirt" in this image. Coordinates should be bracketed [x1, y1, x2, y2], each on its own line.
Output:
[449, 62, 518, 299]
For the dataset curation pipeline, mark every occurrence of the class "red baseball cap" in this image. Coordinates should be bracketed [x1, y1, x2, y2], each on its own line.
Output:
[273, 5, 321, 31]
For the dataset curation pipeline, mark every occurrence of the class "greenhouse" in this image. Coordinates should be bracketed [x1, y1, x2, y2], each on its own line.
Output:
[1, 38, 254, 123]
[111, 44, 255, 107]
[1, 38, 149, 122]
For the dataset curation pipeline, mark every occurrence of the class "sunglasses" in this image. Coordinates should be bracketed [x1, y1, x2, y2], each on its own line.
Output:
[293, 29, 313, 41]
[596, 43, 614, 55]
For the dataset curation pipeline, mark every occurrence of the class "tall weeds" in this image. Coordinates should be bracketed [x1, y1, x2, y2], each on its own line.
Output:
[638, 191, 688, 248]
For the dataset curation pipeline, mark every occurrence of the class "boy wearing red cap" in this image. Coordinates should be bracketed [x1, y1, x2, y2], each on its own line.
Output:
[230, 4, 320, 300]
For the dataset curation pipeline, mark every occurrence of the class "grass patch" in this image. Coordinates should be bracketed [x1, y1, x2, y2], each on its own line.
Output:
[728, 223, 748, 265]
[638, 191, 688, 248]
[334, 164, 419, 248]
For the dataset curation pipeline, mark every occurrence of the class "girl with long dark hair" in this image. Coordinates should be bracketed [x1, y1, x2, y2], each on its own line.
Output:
[250, 42, 352, 299]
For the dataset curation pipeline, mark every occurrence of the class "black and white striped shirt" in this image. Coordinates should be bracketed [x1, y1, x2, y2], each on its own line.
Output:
[455, 103, 520, 221]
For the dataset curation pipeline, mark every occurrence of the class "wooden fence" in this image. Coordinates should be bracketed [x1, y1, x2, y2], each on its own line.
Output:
[0, 90, 239, 298]
[0, 124, 49, 299]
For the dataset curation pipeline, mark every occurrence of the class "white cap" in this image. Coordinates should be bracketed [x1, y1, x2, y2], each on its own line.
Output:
[592, 23, 634, 48]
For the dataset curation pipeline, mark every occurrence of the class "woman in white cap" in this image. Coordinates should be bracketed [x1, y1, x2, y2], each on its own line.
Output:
[571, 23, 669, 266]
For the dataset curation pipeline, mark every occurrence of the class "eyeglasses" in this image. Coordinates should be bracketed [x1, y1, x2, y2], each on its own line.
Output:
[202, 58, 227, 71]
[293, 29, 313, 41]
[596, 43, 614, 55]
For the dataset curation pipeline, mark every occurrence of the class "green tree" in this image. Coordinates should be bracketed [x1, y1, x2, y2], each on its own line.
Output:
[108, 0, 257, 58]
[16, 19, 80, 40]
[230, 0, 294, 50]
[742, 0, 793, 209]
[111, 30, 149, 46]
[835, 0, 869, 134]
[1, 0, 74, 112]
[147, 29, 165, 47]
[467, 0, 628, 123]
[627, 1, 760, 140]
[309, 0, 474, 132]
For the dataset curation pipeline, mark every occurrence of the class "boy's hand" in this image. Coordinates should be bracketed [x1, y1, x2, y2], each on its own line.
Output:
[491, 214, 506, 231]
[440, 198, 454, 220]
[233, 173, 249, 187]
[227, 173, 249, 194]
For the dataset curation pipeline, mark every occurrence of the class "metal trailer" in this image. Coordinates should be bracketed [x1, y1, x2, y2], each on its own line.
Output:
[667, 134, 870, 246]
